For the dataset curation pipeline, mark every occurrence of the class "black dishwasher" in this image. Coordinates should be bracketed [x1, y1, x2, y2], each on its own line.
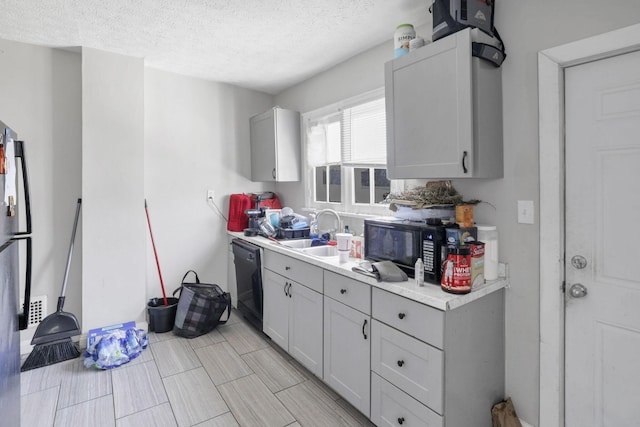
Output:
[231, 239, 263, 331]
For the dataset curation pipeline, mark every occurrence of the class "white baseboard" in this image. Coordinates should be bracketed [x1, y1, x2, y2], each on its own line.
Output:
[520, 420, 535, 427]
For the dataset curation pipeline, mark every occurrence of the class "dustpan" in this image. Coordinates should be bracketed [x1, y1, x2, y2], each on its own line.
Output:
[21, 198, 82, 371]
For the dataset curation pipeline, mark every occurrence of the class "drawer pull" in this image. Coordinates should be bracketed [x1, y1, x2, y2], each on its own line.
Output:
[362, 319, 368, 340]
[398, 417, 405, 425]
[285, 266, 291, 271]
[398, 312, 406, 320]
[397, 360, 405, 367]
[340, 289, 347, 294]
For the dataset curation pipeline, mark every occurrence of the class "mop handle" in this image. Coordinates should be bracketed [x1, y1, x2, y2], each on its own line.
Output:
[144, 199, 169, 306]
[60, 198, 82, 302]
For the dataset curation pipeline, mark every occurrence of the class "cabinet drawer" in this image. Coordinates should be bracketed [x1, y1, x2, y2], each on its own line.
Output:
[371, 372, 443, 427]
[371, 320, 443, 413]
[372, 287, 444, 348]
[264, 250, 323, 293]
[324, 271, 371, 315]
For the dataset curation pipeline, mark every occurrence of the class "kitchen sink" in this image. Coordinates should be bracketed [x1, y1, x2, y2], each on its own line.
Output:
[301, 245, 338, 257]
[280, 239, 313, 249]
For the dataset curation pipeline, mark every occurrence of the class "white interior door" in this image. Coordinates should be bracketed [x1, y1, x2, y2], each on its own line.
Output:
[565, 50, 640, 426]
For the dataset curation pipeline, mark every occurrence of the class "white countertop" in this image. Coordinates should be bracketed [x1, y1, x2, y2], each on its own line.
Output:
[229, 232, 507, 311]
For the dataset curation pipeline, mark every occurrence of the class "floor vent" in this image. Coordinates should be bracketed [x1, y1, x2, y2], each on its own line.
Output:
[25, 296, 47, 327]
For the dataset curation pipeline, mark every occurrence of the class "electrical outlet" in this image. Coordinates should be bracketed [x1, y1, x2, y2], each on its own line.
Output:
[207, 190, 215, 202]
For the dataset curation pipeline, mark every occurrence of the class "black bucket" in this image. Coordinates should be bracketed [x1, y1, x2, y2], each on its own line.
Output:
[147, 297, 179, 333]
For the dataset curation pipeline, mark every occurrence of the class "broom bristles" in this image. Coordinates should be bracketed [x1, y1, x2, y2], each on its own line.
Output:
[21, 338, 81, 372]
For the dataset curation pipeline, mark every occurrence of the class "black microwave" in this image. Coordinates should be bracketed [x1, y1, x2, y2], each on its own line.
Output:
[364, 218, 447, 284]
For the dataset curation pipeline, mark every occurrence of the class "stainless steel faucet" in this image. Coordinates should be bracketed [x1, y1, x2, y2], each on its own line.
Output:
[316, 209, 342, 239]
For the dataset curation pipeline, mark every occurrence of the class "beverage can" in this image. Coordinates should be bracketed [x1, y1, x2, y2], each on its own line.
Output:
[394, 24, 416, 58]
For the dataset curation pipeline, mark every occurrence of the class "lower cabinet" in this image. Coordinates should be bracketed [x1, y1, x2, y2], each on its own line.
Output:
[371, 319, 443, 413]
[262, 268, 323, 378]
[371, 373, 443, 427]
[323, 296, 371, 416]
[258, 244, 504, 427]
[371, 287, 505, 427]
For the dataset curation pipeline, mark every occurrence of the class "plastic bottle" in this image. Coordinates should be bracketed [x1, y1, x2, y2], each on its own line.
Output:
[309, 213, 318, 238]
[415, 258, 425, 287]
[477, 225, 499, 280]
[394, 24, 416, 58]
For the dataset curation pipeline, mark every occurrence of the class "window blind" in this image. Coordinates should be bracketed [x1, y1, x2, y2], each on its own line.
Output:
[341, 97, 387, 165]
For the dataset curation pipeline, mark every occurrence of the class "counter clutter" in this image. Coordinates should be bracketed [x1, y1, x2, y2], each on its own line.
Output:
[228, 231, 507, 311]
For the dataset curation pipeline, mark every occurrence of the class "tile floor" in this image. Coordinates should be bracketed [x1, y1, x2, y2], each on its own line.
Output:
[20, 309, 375, 427]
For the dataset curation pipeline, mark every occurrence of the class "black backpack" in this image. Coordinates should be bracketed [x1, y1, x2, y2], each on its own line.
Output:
[431, 0, 506, 67]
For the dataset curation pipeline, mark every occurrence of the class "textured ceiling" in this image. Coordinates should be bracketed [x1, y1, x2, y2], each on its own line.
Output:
[0, 0, 430, 94]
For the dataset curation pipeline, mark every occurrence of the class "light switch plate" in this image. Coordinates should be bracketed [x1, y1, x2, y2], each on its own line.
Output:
[517, 200, 534, 224]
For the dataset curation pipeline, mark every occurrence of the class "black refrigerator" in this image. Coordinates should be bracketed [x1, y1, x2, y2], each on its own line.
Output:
[0, 120, 32, 426]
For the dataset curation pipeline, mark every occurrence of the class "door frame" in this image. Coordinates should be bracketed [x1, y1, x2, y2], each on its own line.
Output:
[538, 23, 640, 427]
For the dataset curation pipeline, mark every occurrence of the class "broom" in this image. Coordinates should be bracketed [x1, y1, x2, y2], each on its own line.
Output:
[21, 199, 82, 371]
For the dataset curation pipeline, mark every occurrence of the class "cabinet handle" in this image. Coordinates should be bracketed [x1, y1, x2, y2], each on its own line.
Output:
[285, 266, 291, 271]
[462, 151, 468, 174]
[272, 168, 276, 179]
[362, 319, 368, 340]
[283, 282, 289, 296]
[397, 360, 405, 367]
[340, 289, 347, 294]
[398, 417, 405, 425]
[288, 282, 292, 298]
[398, 312, 406, 320]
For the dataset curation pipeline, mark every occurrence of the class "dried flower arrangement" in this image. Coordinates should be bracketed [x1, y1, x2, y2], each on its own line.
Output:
[387, 181, 480, 211]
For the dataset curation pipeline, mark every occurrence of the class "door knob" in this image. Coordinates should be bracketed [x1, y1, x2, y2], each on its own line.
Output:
[569, 283, 588, 298]
[571, 255, 587, 269]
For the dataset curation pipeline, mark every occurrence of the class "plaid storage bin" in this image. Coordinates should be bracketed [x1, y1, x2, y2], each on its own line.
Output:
[172, 270, 231, 338]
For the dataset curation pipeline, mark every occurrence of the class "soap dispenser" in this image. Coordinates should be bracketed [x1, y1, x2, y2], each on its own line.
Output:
[309, 213, 318, 238]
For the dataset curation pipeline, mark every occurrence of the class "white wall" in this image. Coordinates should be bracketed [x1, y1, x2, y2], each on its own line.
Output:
[81, 48, 146, 331]
[143, 68, 273, 298]
[0, 39, 275, 339]
[275, 2, 640, 425]
[0, 40, 82, 343]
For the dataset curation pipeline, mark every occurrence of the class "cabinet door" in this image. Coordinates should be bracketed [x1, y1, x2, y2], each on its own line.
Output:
[273, 108, 301, 182]
[323, 296, 371, 416]
[371, 373, 443, 427]
[250, 109, 277, 182]
[386, 29, 473, 179]
[262, 269, 289, 351]
[289, 281, 323, 378]
[371, 320, 443, 413]
[250, 108, 300, 182]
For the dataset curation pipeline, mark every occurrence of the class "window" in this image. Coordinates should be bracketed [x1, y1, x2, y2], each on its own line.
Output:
[304, 89, 401, 214]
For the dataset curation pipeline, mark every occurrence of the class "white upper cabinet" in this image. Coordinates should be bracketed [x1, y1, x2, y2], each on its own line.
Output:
[385, 28, 503, 179]
[250, 107, 301, 182]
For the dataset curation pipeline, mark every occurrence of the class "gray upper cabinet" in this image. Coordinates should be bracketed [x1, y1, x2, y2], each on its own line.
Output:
[385, 28, 503, 179]
[250, 107, 301, 182]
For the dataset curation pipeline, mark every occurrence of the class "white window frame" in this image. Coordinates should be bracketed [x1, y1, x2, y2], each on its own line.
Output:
[301, 88, 404, 216]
